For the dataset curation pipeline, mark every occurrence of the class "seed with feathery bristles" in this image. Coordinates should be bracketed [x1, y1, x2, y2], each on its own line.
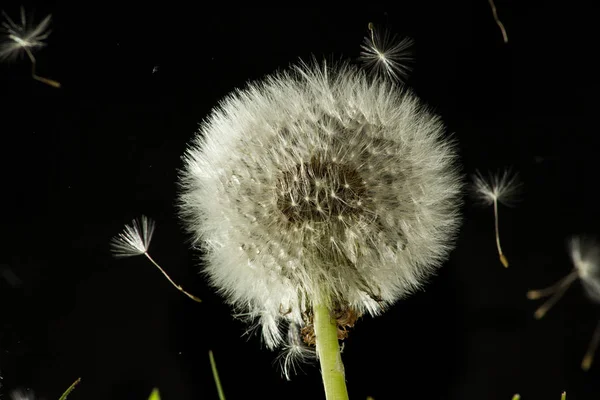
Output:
[110, 215, 201, 302]
[527, 236, 600, 370]
[0, 6, 60, 87]
[472, 169, 521, 207]
[359, 22, 414, 83]
[110, 215, 155, 257]
[275, 322, 316, 381]
[0, 6, 51, 61]
[178, 60, 463, 360]
[471, 169, 521, 267]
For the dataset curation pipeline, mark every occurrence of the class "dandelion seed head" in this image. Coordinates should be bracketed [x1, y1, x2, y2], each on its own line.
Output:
[0, 7, 52, 62]
[570, 236, 600, 303]
[359, 23, 414, 83]
[471, 169, 521, 206]
[178, 61, 463, 349]
[110, 215, 155, 257]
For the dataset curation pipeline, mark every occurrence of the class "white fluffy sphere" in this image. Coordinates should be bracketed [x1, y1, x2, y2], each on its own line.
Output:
[178, 61, 463, 349]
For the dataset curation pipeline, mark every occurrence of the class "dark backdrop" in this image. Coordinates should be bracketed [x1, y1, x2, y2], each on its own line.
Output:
[0, 2, 597, 399]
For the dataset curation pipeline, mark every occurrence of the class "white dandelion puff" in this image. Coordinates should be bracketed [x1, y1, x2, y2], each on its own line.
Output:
[178, 59, 463, 355]
[0, 6, 60, 87]
[527, 236, 600, 370]
[359, 22, 414, 83]
[471, 169, 521, 267]
[110, 215, 201, 302]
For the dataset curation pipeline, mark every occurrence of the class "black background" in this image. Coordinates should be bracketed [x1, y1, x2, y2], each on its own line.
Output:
[0, 2, 597, 399]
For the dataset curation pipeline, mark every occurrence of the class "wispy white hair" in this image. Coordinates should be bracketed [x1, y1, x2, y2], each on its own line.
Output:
[359, 24, 414, 83]
[0, 7, 52, 62]
[10, 389, 36, 400]
[570, 236, 600, 303]
[178, 60, 463, 350]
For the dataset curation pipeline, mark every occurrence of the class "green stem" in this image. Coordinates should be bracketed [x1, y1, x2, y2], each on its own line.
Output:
[58, 377, 81, 400]
[314, 303, 349, 400]
[209, 350, 226, 400]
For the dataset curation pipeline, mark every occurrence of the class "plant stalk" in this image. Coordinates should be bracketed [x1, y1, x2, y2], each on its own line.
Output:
[314, 303, 349, 400]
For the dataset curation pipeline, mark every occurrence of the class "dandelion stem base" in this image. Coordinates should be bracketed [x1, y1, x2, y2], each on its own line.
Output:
[314, 303, 349, 400]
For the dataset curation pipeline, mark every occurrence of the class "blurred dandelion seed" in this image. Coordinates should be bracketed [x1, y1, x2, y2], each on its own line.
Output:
[8, 377, 80, 400]
[0, 6, 60, 88]
[359, 22, 414, 83]
[472, 169, 521, 267]
[526, 269, 578, 319]
[513, 392, 567, 399]
[487, 0, 508, 43]
[9, 389, 35, 400]
[0, 7, 51, 61]
[582, 320, 600, 371]
[527, 236, 600, 370]
[110, 215, 202, 302]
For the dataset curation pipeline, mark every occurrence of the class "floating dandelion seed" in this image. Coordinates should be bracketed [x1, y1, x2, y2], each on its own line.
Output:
[110, 215, 202, 303]
[359, 22, 414, 83]
[178, 59, 462, 392]
[471, 169, 521, 267]
[0, 7, 51, 61]
[527, 236, 600, 371]
[0, 6, 60, 88]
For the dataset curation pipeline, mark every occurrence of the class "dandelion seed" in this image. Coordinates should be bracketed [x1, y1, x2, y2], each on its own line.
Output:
[0, 7, 50, 61]
[582, 320, 600, 371]
[0, 6, 60, 88]
[178, 60, 462, 353]
[110, 215, 201, 302]
[10, 389, 35, 400]
[275, 323, 316, 380]
[527, 236, 600, 370]
[487, 0, 508, 44]
[359, 22, 414, 83]
[471, 169, 521, 267]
